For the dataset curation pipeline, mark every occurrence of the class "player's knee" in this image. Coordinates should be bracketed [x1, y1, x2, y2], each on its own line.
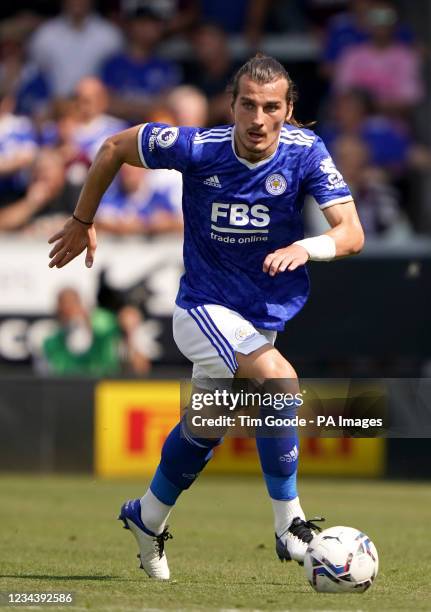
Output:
[259, 353, 297, 380]
[237, 346, 297, 380]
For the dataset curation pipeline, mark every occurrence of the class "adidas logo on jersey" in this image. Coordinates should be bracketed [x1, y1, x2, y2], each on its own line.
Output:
[203, 175, 222, 188]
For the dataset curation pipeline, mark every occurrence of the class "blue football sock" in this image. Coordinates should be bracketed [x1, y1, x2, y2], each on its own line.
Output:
[150, 417, 223, 506]
[256, 402, 299, 501]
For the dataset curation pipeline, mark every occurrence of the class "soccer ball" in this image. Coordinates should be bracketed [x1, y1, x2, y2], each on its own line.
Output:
[304, 526, 378, 593]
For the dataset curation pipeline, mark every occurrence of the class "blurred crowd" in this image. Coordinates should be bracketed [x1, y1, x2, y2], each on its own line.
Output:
[0, 0, 429, 241]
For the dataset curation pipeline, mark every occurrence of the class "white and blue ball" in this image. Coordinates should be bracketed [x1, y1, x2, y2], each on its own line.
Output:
[304, 526, 379, 593]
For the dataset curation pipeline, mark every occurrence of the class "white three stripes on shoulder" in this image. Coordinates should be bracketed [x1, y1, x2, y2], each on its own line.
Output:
[195, 127, 232, 138]
[282, 128, 314, 138]
[280, 139, 313, 148]
[194, 138, 232, 145]
[194, 127, 232, 143]
[281, 129, 315, 143]
[280, 129, 315, 147]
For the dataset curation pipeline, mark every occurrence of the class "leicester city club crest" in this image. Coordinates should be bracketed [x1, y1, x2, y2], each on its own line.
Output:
[265, 173, 287, 195]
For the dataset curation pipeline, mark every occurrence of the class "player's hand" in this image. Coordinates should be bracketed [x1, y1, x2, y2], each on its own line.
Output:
[48, 217, 97, 269]
[263, 244, 309, 276]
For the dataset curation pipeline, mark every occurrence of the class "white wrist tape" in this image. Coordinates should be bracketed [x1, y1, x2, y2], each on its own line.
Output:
[293, 235, 336, 261]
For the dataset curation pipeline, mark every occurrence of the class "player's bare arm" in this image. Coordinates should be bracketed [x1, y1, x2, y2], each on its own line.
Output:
[263, 200, 364, 276]
[48, 126, 142, 269]
[321, 199, 365, 255]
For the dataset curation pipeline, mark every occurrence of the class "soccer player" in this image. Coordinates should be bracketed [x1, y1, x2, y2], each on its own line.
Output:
[48, 55, 364, 580]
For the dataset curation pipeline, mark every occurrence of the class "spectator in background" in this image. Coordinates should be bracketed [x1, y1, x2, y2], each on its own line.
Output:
[43, 287, 121, 376]
[0, 149, 69, 233]
[72, 77, 127, 160]
[118, 304, 152, 375]
[333, 1, 423, 115]
[166, 85, 208, 127]
[333, 135, 407, 236]
[96, 163, 183, 235]
[321, 0, 414, 78]
[42, 287, 152, 375]
[319, 89, 412, 177]
[29, 0, 123, 98]
[320, 89, 431, 232]
[187, 24, 236, 125]
[0, 16, 51, 120]
[67, 77, 128, 209]
[51, 100, 92, 191]
[100, 5, 181, 123]
[0, 89, 37, 205]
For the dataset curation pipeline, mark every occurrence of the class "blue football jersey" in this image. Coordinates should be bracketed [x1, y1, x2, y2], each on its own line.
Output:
[137, 123, 352, 330]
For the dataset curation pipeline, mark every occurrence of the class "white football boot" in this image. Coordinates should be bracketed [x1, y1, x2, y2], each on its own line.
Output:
[275, 517, 325, 565]
[119, 498, 172, 580]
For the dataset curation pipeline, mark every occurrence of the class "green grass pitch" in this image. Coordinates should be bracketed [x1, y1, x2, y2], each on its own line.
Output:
[0, 475, 430, 611]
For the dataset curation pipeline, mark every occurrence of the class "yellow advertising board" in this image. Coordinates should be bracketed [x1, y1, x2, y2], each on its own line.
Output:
[95, 381, 180, 477]
[95, 381, 384, 478]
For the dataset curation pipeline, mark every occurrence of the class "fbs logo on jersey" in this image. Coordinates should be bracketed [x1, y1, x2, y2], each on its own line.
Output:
[211, 202, 270, 228]
[265, 173, 287, 195]
[156, 127, 179, 148]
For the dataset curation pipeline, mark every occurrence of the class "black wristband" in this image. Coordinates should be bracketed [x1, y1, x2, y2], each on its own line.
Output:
[72, 213, 93, 226]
